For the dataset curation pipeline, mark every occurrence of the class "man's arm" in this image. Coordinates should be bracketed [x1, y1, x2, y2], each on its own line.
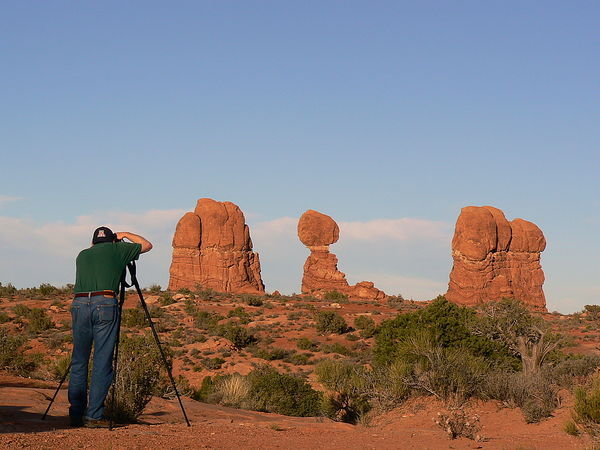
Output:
[116, 232, 153, 253]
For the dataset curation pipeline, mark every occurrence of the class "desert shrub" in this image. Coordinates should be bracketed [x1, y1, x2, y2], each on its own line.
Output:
[121, 308, 147, 328]
[105, 333, 164, 423]
[0, 282, 17, 296]
[547, 354, 600, 388]
[146, 284, 162, 293]
[435, 409, 481, 440]
[159, 292, 175, 306]
[0, 311, 10, 323]
[315, 311, 348, 334]
[481, 371, 559, 422]
[203, 357, 225, 370]
[193, 311, 222, 330]
[13, 304, 32, 317]
[316, 360, 371, 423]
[375, 296, 517, 369]
[321, 343, 354, 356]
[253, 347, 293, 361]
[38, 283, 59, 296]
[584, 305, 600, 321]
[215, 323, 256, 349]
[574, 373, 600, 433]
[354, 315, 376, 338]
[26, 308, 54, 333]
[400, 332, 488, 405]
[216, 374, 251, 407]
[297, 338, 319, 351]
[47, 332, 72, 349]
[0, 327, 37, 375]
[49, 354, 72, 381]
[564, 420, 580, 436]
[324, 291, 349, 301]
[193, 376, 217, 402]
[241, 295, 264, 307]
[473, 298, 563, 376]
[227, 307, 251, 324]
[246, 366, 322, 417]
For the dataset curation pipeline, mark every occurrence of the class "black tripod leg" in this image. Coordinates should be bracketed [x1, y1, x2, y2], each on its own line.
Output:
[135, 284, 191, 426]
[108, 302, 124, 431]
[42, 361, 72, 420]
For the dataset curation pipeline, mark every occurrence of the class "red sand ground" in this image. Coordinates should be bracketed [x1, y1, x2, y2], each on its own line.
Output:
[0, 374, 590, 449]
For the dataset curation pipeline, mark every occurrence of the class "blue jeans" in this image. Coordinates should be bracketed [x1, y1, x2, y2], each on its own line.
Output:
[68, 295, 120, 420]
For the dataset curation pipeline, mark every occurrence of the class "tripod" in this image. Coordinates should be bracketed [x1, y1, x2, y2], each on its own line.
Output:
[42, 262, 191, 429]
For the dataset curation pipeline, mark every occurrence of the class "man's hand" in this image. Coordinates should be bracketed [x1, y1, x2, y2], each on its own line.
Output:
[115, 232, 153, 253]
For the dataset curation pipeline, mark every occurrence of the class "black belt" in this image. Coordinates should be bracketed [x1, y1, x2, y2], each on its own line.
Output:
[74, 290, 116, 298]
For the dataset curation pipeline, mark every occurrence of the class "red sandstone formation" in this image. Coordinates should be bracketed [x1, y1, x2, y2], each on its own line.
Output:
[169, 198, 265, 294]
[298, 210, 386, 300]
[446, 205, 546, 310]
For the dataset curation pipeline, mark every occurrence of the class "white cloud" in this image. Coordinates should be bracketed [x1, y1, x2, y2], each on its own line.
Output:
[250, 216, 452, 244]
[0, 195, 22, 206]
[0, 209, 186, 289]
[340, 218, 451, 242]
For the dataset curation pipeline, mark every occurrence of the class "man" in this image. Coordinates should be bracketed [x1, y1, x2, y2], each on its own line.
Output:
[69, 226, 152, 428]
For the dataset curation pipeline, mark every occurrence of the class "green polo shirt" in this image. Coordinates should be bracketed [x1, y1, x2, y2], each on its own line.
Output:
[74, 242, 142, 294]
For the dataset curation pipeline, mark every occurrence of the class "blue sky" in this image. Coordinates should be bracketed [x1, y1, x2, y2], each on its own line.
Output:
[1, 1, 598, 313]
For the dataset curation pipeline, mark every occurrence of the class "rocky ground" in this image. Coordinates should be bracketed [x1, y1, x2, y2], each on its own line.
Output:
[1, 290, 599, 449]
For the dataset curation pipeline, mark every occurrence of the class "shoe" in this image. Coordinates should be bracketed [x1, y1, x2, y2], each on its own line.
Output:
[83, 417, 112, 428]
[69, 415, 84, 427]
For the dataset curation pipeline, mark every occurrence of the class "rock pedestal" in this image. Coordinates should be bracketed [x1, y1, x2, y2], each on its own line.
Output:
[446, 206, 546, 310]
[298, 210, 386, 300]
[169, 198, 265, 294]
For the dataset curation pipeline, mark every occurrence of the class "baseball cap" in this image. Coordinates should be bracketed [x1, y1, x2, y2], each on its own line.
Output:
[92, 226, 116, 244]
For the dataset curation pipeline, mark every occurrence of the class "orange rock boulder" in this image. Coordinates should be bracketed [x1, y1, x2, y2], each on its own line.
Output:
[298, 210, 386, 300]
[169, 198, 265, 294]
[446, 206, 546, 310]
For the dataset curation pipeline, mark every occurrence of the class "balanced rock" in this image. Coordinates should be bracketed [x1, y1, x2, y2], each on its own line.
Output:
[169, 198, 265, 294]
[298, 210, 386, 300]
[446, 205, 546, 310]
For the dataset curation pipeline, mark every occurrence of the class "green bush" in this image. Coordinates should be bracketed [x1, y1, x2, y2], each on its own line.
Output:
[324, 291, 349, 301]
[315, 360, 371, 423]
[315, 311, 348, 334]
[321, 343, 354, 356]
[0, 311, 10, 323]
[481, 371, 558, 422]
[399, 332, 488, 404]
[252, 347, 293, 361]
[0, 282, 17, 296]
[147, 284, 162, 293]
[227, 307, 251, 324]
[241, 295, 264, 307]
[121, 308, 147, 328]
[193, 311, 222, 330]
[26, 308, 55, 333]
[574, 373, 600, 428]
[246, 366, 322, 417]
[0, 327, 38, 375]
[374, 296, 517, 369]
[354, 315, 376, 338]
[13, 304, 31, 317]
[49, 354, 72, 381]
[38, 283, 59, 296]
[105, 333, 164, 423]
[215, 323, 256, 349]
[297, 338, 319, 351]
[159, 292, 175, 306]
